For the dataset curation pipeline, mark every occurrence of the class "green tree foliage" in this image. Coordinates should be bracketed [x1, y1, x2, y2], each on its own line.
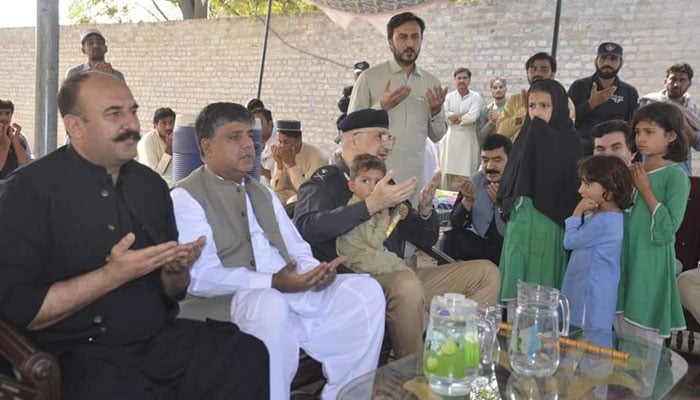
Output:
[67, 0, 317, 24]
[210, 0, 316, 17]
[68, 0, 133, 24]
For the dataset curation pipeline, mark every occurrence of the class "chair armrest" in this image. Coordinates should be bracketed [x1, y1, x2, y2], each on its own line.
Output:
[0, 319, 61, 399]
[419, 245, 456, 265]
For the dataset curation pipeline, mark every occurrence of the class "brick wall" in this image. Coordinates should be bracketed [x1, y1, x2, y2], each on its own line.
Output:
[1, 0, 699, 174]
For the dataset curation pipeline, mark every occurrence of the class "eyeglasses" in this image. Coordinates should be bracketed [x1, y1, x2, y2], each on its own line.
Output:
[353, 130, 396, 143]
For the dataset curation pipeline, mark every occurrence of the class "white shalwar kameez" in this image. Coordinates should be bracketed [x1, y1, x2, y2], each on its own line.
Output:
[439, 90, 483, 177]
[171, 186, 386, 400]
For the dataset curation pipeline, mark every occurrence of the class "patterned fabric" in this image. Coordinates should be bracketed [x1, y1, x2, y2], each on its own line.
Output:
[670, 331, 700, 355]
[308, 0, 433, 13]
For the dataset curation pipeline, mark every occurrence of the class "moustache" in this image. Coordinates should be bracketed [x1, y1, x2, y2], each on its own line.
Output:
[484, 169, 500, 175]
[112, 130, 141, 143]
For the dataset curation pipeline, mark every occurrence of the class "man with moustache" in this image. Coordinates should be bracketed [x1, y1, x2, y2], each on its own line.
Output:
[171, 103, 385, 400]
[137, 107, 176, 185]
[0, 99, 31, 179]
[0, 73, 269, 399]
[443, 134, 511, 265]
[66, 29, 125, 82]
[439, 67, 483, 189]
[496, 52, 575, 141]
[295, 109, 500, 359]
[478, 77, 507, 138]
[348, 12, 448, 201]
[639, 63, 700, 174]
[568, 42, 639, 155]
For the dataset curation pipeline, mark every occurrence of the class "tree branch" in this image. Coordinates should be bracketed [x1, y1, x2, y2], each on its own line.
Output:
[150, 0, 171, 20]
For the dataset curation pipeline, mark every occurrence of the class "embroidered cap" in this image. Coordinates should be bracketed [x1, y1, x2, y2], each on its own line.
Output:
[597, 42, 623, 57]
[276, 120, 302, 132]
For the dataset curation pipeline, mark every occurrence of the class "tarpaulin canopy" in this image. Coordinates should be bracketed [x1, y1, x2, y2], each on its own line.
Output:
[304, 0, 446, 31]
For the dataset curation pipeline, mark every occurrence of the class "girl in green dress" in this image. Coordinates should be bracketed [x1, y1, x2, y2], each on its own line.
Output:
[616, 102, 690, 338]
[496, 79, 581, 306]
[615, 102, 689, 397]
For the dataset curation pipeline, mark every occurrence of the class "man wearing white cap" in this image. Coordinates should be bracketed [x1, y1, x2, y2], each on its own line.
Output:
[65, 29, 125, 82]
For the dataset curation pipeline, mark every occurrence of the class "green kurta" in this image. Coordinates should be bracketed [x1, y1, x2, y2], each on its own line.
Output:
[499, 196, 569, 302]
[616, 164, 689, 336]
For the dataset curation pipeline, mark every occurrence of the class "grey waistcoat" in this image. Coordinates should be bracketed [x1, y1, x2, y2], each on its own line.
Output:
[176, 166, 290, 270]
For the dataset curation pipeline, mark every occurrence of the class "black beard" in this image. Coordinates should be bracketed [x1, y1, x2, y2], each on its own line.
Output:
[113, 130, 141, 143]
[392, 47, 418, 67]
[596, 66, 618, 80]
[667, 87, 684, 99]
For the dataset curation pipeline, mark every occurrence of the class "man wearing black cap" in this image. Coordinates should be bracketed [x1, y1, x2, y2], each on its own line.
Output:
[295, 109, 500, 359]
[270, 120, 326, 205]
[568, 42, 639, 155]
[338, 61, 370, 125]
[65, 29, 125, 82]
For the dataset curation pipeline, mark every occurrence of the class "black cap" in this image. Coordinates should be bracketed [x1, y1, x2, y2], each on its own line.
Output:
[597, 42, 623, 57]
[353, 61, 370, 73]
[337, 109, 389, 132]
[277, 120, 301, 132]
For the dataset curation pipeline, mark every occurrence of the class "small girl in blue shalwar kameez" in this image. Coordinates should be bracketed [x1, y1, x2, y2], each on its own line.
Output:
[561, 155, 633, 335]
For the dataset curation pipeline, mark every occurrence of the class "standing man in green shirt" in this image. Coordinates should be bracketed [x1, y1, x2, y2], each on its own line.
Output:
[348, 12, 447, 202]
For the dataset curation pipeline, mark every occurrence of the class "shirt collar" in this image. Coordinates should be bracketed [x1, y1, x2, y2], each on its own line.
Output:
[336, 157, 350, 177]
[203, 164, 251, 187]
[659, 89, 694, 107]
[65, 143, 132, 184]
[388, 58, 421, 77]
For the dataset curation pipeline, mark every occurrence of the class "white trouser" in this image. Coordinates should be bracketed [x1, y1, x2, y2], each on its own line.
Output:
[231, 274, 386, 400]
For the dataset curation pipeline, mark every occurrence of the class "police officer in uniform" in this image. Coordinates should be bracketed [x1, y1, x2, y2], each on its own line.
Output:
[294, 109, 500, 358]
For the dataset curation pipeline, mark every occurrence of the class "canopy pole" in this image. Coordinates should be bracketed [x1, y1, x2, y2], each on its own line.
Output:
[35, 0, 60, 156]
[256, 0, 273, 98]
[551, 0, 562, 60]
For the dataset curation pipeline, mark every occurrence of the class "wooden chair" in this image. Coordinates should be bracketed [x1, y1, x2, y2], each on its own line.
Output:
[0, 319, 61, 400]
[675, 176, 700, 272]
[671, 176, 700, 353]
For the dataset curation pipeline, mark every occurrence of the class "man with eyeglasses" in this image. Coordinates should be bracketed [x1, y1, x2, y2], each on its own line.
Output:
[66, 29, 125, 82]
[568, 42, 639, 155]
[496, 52, 575, 141]
[295, 109, 500, 359]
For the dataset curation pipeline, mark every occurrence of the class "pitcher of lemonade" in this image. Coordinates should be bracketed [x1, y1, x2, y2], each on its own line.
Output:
[424, 293, 496, 396]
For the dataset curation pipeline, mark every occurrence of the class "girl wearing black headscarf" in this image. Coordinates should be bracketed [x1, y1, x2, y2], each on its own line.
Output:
[496, 79, 582, 303]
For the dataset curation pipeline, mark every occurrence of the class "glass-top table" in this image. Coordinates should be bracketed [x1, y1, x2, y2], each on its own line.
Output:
[338, 332, 688, 399]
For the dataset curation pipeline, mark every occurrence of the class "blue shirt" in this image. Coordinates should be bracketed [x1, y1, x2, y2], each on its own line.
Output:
[561, 211, 623, 331]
